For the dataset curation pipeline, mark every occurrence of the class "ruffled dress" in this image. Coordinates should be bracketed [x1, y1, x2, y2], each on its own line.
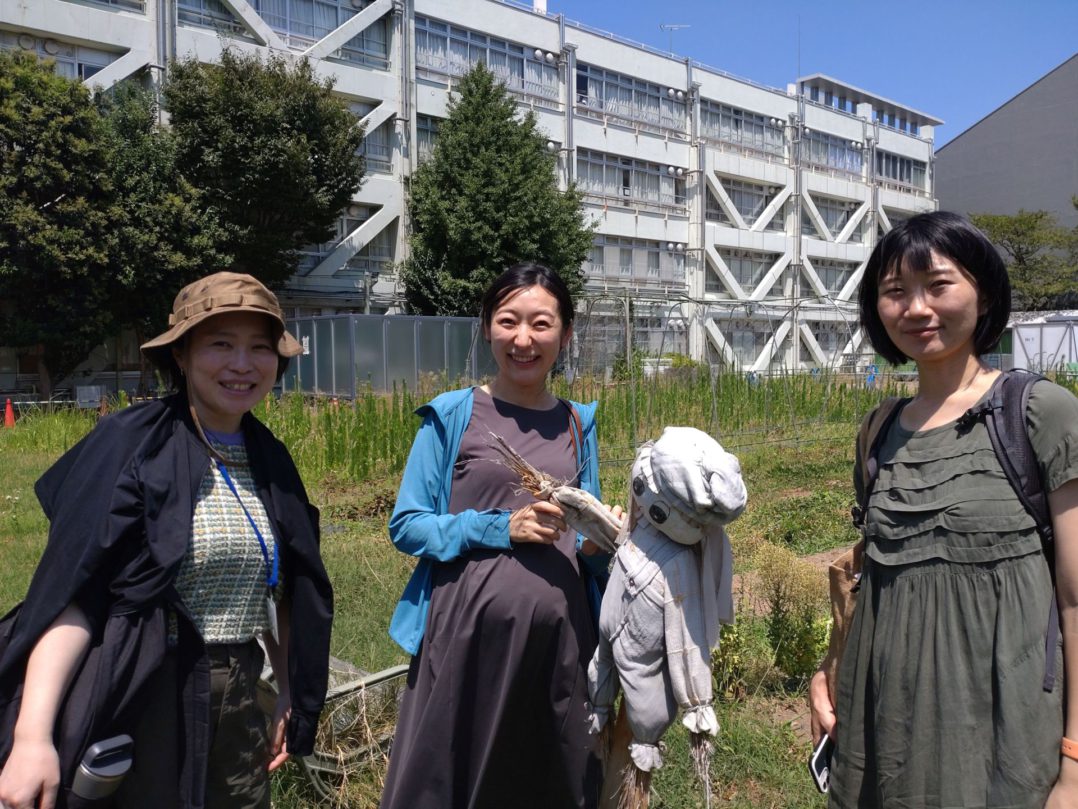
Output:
[830, 380, 1078, 809]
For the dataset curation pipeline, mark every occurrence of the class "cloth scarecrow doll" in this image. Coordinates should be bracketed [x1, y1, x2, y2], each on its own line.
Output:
[587, 427, 747, 809]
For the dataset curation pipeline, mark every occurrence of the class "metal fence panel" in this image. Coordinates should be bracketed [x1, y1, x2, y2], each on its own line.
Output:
[385, 318, 418, 389]
[353, 316, 387, 390]
[315, 319, 335, 393]
[417, 319, 447, 377]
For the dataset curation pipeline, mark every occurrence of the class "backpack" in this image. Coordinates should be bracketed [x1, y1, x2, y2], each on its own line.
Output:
[854, 368, 1058, 691]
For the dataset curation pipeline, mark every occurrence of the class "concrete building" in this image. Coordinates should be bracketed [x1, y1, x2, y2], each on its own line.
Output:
[936, 53, 1078, 231]
[0, 0, 940, 389]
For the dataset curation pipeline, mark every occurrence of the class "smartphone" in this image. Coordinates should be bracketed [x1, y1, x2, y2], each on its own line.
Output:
[71, 734, 134, 801]
[808, 733, 835, 794]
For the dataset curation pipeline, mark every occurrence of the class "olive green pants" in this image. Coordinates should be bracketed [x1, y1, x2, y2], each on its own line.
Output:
[116, 641, 270, 809]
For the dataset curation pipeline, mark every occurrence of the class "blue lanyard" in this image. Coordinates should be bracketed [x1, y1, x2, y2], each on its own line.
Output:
[215, 460, 279, 590]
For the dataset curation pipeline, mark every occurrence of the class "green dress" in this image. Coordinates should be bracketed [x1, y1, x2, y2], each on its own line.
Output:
[830, 379, 1078, 809]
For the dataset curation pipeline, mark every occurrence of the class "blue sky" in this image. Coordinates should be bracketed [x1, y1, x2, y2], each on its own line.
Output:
[548, 0, 1078, 147]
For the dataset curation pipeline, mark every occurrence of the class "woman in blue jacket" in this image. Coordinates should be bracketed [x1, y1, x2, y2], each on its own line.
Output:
[380, 263, 612, 809]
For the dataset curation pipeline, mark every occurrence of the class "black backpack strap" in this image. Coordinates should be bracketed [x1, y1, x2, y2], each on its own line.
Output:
[978, 369, 1056, 690]
[852, 397, 909, 531]
[986, 370, 1053, 542]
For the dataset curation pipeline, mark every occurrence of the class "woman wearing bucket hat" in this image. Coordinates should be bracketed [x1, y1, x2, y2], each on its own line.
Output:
[0, 272, 333, 809]
[380, 262, 615, 809]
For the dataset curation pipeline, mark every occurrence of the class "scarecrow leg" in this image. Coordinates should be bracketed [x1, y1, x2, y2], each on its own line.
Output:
[600, 702, 635, 809]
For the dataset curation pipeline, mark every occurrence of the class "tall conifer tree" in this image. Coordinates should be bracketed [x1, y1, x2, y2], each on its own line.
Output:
[402, 63, 593, 316]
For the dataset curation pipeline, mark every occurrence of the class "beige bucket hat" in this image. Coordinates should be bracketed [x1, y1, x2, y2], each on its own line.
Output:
[141, 271, 303, 363]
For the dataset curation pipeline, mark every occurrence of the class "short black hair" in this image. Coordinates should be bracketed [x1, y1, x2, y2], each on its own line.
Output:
[480, 262, 575, 330]
[858, 211, 1010, 365]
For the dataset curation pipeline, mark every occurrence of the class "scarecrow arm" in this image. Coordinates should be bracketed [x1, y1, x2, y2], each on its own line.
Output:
[549, 486, 623, 554]
[663, 557, 718, 735]
[587, 627, 619, 734]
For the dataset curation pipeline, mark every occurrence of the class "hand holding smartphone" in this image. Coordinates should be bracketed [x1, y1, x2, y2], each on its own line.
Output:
[808, 733, 835, 794]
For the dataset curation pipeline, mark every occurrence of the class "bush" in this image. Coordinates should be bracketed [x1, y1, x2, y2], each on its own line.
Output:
[713, 611, 783, 700]
[754, 543, 829, 682]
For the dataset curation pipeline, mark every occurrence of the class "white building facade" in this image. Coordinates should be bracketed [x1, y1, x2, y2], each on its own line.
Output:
[0, 0, 941, 374]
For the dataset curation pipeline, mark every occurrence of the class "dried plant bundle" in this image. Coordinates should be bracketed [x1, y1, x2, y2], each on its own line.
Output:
[487, 431, 623, 553]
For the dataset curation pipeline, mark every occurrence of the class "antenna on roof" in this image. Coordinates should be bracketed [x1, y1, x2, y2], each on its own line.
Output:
[659, 23, 690, 55]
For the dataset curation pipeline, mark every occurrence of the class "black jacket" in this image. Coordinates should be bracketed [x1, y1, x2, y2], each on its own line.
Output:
[0, 394, 333, 808]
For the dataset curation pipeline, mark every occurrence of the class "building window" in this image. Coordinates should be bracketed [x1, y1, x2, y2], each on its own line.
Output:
[716, 249, 780, 293]
[883, 207, 912, 229]
[705, 192, 730, 225]
[810, 196, 861, 240]
[414, 16, 558, 101]
[803, 323, 848, 361]
[802, 130, 862, 175]
[699, 100, 783, 155]
[61, 0, 146, 11]
[416, 115, 440, 163]
[361, 120, 393, 173]
[342, 224, 395, 277]
[811, 259, 857, 295]
[584, 236, 686, 288]
[576, 149, 686, 210]
[177, 0, 390, 63]
[0, 32, 117, 80]
[875, 150, 926, 190]
[297, 209, 373, 274]
[177, 0, 248, 32]
[575, 63, 686, 131]
[711, 178, 785, 230]
[337, 7, 389, 68]
[725, 324, 769, 365]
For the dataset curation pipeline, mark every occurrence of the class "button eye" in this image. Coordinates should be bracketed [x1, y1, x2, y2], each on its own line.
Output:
[632, 476, 645, 496]
[648, 504, 668, 524]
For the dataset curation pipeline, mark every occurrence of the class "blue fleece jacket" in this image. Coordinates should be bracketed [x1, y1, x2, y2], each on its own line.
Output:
[388, 387, 608, 655]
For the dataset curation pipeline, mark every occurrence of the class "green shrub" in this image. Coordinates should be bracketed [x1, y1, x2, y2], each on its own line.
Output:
[754, 543, 829, 682]
[713, 611, 783, 700]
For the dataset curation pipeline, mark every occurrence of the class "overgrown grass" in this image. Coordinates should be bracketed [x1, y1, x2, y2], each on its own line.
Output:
[0, 374, 882, 808]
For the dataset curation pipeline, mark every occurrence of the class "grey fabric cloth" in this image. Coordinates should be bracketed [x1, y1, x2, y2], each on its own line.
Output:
[588, 428, 743, 772]
[588, 523, 729, 772]
[380, 391, 600, 809]
[831, 380, 1078, 809]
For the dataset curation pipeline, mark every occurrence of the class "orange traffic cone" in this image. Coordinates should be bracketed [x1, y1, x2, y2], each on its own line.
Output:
[3, 398, 14, 429]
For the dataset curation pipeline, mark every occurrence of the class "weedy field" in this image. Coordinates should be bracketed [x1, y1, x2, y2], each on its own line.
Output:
[0, 370, 938, 808]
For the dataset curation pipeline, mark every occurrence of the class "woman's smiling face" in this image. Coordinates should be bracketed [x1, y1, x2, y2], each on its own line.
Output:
[876, 249, 984, 368]
[484, 284, 571, 395]
[172, 311, 279, 433]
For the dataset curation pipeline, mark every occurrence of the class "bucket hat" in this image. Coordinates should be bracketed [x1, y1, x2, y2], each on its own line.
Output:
[141, 271, 303, 364]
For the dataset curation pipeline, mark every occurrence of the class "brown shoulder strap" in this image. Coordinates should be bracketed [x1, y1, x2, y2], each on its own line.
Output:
[560, 399, 584, 463]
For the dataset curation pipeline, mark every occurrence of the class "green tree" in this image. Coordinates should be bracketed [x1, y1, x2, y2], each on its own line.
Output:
[164, 49, 366, 286]
[971, 209, 1076, 311]
[98, 82, 230, 368]
[401, 62, 594, 316]
[0, 50, 118, 396]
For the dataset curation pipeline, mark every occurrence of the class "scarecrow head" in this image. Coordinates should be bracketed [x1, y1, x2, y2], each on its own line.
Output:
[629, 426, 747, 545]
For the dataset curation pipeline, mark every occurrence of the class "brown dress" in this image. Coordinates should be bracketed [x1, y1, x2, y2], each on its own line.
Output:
[379, 390, 601, 809]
